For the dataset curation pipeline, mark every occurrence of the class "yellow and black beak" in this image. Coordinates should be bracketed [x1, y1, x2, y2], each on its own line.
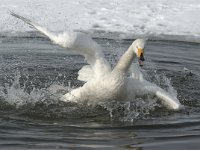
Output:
[137, 48, 145, 67]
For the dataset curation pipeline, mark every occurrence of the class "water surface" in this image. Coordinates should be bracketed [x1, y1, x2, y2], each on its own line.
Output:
[0, 35, 200, 149]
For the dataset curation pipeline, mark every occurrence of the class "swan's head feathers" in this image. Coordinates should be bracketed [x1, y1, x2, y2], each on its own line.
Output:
[132, 39, 146, 66]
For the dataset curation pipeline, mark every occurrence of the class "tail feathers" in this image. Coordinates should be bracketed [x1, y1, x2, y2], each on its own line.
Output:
[78, 65, 94, 82]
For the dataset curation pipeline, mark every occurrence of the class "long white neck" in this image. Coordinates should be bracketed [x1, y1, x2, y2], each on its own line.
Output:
[113, 45, 136, 73]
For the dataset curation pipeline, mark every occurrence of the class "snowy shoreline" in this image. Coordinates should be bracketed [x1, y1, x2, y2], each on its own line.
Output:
[1, 30, 200, 44]
[0, 0, 200, 42]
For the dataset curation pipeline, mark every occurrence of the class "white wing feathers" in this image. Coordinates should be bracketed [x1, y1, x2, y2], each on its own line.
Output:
[77, 65, 94, 82]
[11, 12, 111, 82]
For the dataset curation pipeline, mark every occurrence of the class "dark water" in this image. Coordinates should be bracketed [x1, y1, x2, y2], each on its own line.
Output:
[0, 35, 200, 150]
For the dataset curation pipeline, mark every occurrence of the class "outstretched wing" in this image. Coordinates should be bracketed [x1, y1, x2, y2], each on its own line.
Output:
[127, 78, 182, 110]
[11, 12, 111, 82]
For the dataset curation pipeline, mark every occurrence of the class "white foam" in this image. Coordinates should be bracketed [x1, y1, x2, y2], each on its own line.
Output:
[0, 0, 200, 39]
[0, 71, 69, 107]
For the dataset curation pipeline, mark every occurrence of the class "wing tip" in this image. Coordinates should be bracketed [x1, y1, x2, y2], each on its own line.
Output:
[10, 11, 33, 27]
[10, 11, 20, 19]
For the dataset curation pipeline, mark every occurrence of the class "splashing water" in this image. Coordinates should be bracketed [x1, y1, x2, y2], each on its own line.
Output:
[99, 97, 160, 122]
[142, 60, 178, 98]
[0, 71, 68, 107]
[0, 67, 177, 121]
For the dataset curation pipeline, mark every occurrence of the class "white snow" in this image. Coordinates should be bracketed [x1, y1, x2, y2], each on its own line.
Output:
[0, 0, 200, 39]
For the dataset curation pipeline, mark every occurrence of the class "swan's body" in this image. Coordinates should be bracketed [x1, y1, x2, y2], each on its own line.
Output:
[11, 12, 183, 110]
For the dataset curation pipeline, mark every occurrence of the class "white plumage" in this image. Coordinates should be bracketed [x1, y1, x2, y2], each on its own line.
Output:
[11, 12, 183, 110]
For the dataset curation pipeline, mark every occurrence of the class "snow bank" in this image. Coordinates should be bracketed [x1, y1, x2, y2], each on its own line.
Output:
[0, 0, 200, 39]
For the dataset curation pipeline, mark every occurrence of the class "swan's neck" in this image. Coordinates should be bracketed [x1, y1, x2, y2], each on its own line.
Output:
[113, 45, 136, 73]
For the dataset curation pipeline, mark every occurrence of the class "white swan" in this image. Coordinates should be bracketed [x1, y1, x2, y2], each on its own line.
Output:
[11, 12, 183, 110]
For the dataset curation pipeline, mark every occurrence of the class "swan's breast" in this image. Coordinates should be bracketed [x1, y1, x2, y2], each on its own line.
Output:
[102, 73, 128, 99]
[62, 73, 128, 104]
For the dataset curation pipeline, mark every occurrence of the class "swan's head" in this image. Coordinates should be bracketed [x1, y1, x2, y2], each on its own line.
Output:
[132, 39, 146, 67]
